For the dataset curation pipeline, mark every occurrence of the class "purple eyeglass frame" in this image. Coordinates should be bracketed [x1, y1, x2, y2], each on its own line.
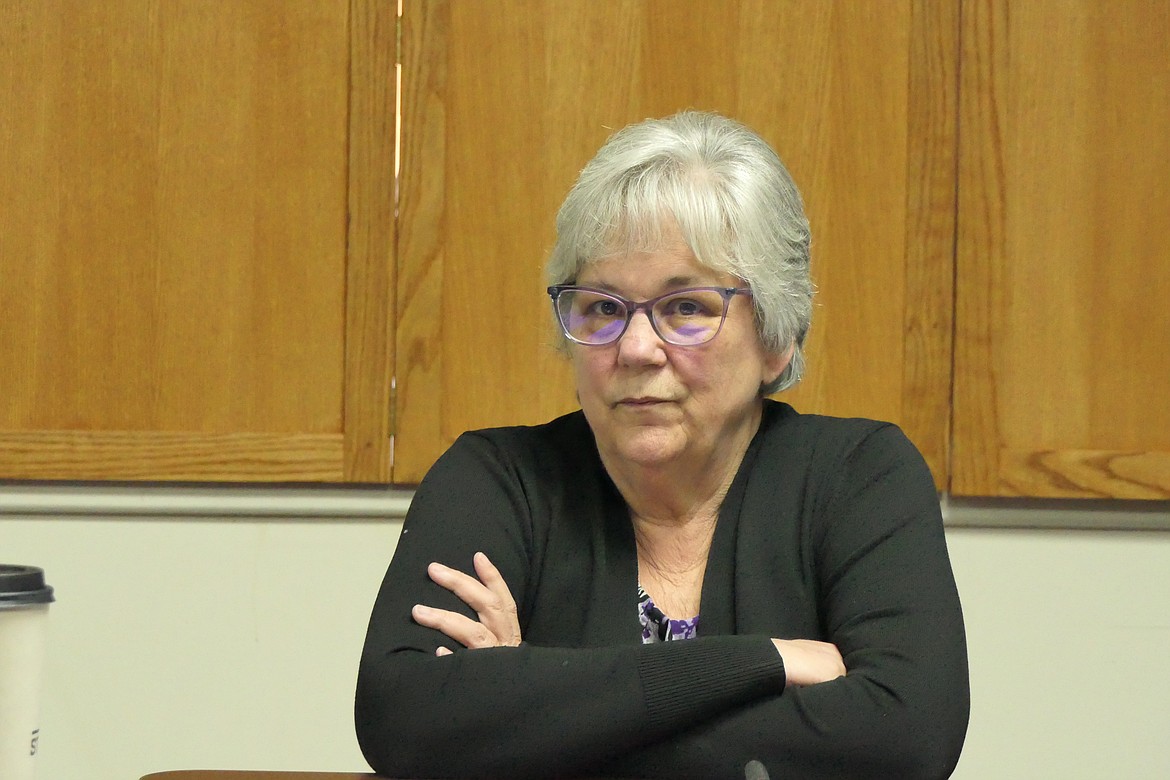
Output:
[546, 285, 752, 346]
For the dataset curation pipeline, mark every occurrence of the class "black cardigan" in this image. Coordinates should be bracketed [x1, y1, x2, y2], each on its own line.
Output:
[355, 401, 969, 779]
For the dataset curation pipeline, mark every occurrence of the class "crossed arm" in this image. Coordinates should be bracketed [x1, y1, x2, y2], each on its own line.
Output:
[413, 551, 845, 686]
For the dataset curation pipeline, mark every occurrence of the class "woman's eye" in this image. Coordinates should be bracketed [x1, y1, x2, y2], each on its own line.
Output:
[587, 299, 621, 317]
[664, 298, 706, 317]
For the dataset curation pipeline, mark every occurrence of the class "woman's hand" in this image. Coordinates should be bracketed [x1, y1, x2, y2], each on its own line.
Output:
[411, 552, 522, 657]
[772, 638, 846, 687]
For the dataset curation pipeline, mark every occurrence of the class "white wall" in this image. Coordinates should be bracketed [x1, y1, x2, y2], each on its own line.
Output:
[946, 522, 1170, 779]
[2, 506, 400, 779]
[3, 493, 1170, 780]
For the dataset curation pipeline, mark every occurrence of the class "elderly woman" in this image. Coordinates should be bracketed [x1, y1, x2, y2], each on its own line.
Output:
[355, 111, 969, 779]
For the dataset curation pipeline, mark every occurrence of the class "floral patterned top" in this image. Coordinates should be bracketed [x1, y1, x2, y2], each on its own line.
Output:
[638, 585, 700, 642]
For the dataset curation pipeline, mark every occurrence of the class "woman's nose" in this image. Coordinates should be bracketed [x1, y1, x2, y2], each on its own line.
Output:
[616, 310, 667, 364]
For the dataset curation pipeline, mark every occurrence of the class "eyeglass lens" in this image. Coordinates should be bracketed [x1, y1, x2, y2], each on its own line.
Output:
[555, 288, 729, 346]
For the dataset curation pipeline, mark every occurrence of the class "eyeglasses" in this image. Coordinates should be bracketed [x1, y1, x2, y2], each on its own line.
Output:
[547, 285, 752, 346]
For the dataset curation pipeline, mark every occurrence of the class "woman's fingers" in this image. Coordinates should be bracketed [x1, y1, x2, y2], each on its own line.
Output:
[414, 553, 522, 651]
[427, 558, 505, 613]
[471, 552, 521, 645]
[772, 638, 846, 687]
[473, 551, 513, 605]
[412, 604, 500, 649]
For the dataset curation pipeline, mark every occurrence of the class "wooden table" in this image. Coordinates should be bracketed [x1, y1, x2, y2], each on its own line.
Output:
[141, 773, 381, 780]
[141, 771, 624, 780]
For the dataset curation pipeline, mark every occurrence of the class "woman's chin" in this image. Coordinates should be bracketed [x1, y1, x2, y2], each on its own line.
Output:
[610, 428, 689, 468]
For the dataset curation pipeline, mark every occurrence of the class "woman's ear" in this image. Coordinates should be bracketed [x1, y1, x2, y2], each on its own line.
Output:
[763, 343, 795, 388]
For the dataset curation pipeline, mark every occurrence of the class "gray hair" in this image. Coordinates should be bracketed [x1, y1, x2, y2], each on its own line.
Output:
[545, 110, 813, 394]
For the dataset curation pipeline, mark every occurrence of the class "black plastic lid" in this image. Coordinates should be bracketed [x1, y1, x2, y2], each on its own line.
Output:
[0, 565, 55, 608]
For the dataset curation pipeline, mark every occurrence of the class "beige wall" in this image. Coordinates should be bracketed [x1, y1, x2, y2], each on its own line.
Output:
[3, 493, 1169, 779]
[946, 522, 1170, 778]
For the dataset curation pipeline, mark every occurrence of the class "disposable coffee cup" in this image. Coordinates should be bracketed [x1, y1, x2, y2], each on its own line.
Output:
[0, 565, 55, 780]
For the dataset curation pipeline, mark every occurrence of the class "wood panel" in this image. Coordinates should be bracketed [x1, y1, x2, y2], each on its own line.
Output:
[954, 0, 1170, 497]
[343, 0, 398, 482]
[0, 0, 395, 482]
[394, 0, 957, 485]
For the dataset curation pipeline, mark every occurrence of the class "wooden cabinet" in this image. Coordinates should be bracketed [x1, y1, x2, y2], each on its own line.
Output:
[394, 0, 958, 485]
[0, 0, 395, 482]
[5, 1, 1168, 498]
[953, 0, 1170, 497]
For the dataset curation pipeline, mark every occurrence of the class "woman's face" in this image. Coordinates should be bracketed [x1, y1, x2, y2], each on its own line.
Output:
[572, 238, 789, 473]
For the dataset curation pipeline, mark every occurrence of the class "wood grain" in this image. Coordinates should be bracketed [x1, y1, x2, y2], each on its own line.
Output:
[954, 0, 1170, 496]
[394, 0, 956, 485]
[343, 0, 397, 482]
[0, 1, 394, 483]
[394, 0, 452, 483]
[0, 431, 343, 482]
[953, 0, 1005, 494]
[900, 0, 959, 487]
[997, 450, 1170, 500]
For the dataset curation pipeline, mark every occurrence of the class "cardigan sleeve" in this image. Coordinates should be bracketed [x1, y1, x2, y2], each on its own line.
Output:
[354, 431, 788, 779]
[600, 423, 970, 779]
